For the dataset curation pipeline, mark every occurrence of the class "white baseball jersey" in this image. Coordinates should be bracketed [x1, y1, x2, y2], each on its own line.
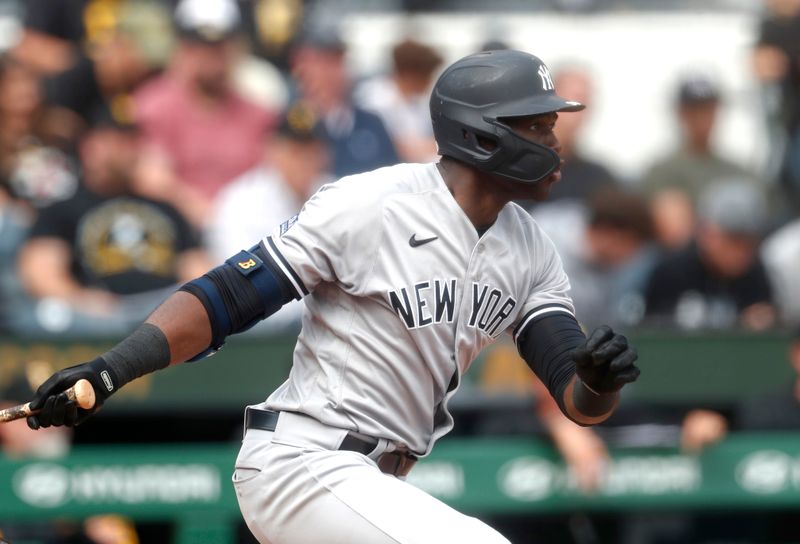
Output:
[258, 162, 574, 455]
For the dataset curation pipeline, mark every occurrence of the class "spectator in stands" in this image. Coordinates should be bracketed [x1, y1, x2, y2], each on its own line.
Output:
[9, 0, 87, 76]
[0, 186, 33, 334]
[207, 101, 330, 262]
[39, 1, 172, 148]
[643, 179, 776, 331]
[0, 54, 82, 333]
[0, 53, 78, 205]
[9, 0, 172, 149]
[354, 38, 443, 163]
[754, 0, 800, 210]
[552, 187, 657, 330]
[641, 74, 759, 249]
[526, 65, 621, 279]
[206, 101, 330, 332]
[236, 0, 305, 72]
[229, 0, 298, 112]
[134, 0, 273, 228]
[16, 112, 210, 336]
[0, 56, 41, 183]
[290, 25, 399, 178]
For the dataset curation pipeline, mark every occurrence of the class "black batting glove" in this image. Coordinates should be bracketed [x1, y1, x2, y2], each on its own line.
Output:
[27, 357, 119, 429]
[572, 325, 640, 394]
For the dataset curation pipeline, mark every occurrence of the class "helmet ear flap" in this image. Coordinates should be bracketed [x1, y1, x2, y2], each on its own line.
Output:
[459, 127, 499, 155]
[490, 122, 560, 183]
[432, 110, 499, 162]
[434, 115, 557, 183]
[474, 134, 499, 152]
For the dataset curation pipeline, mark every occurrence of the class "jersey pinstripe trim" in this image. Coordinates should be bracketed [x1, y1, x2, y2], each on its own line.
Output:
[513, 303, 575, 344]
[263, 236, 309, 298]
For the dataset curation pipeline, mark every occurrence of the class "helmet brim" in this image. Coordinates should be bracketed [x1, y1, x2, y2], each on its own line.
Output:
[494, 94, 586, 118]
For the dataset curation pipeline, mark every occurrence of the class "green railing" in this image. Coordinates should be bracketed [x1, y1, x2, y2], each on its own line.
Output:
[2, 433, 800, 543]
[0, 330, 795, 411]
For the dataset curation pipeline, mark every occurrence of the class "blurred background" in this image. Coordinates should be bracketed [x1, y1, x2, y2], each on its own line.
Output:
[2, 0, 800, 542]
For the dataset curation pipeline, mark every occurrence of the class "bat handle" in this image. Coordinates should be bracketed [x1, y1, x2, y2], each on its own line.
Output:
[0, 402, 33, 423]
[0, 379, 96, 423]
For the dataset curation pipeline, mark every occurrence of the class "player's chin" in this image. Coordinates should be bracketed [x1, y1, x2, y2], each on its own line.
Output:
[525, 170, 561, 201]
[542, 169, 562, 188]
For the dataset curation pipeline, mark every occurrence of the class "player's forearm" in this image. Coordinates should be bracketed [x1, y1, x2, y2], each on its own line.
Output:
[562, 375, 619, 426]
[516, 315, 635, 427]
[535, 374, 615, 427]
[516, 311, 587, 422]
[145, 290, 212, 365]
[83, 291, 212, 396]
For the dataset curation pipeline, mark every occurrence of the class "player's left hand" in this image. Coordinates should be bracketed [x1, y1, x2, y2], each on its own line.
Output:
[27, 358, 114, 429]
[572, 325, 639, 394]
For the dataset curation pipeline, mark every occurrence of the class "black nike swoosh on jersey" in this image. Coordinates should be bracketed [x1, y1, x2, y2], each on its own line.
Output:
[409, 234, 438, 247]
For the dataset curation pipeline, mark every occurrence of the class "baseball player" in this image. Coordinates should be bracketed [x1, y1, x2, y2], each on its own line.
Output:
[27, 50, 639, 544]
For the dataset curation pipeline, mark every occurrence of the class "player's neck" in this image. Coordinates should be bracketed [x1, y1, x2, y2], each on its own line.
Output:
[437, 159, 508, 229]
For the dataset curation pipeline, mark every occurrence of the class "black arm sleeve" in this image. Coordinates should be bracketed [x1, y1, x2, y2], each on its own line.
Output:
[516, 312, 585, 416]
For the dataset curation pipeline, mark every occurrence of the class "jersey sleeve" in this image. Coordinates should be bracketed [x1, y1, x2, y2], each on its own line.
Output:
[510, 227, 576, 344]
[261, 177, 384, 298]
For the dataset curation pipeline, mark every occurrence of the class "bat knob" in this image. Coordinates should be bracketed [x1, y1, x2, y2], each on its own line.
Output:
[72, 379, 96, 410]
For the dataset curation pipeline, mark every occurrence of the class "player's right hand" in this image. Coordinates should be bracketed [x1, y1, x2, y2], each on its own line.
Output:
[27, 357, 116, 429]
[572, 325, 640, 394]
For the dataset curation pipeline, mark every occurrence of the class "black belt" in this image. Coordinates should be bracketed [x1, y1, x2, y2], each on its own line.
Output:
[244, 408, 417, 477]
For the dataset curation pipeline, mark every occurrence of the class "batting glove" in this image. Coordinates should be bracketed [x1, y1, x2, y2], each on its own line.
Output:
[572, 325, 640, 394]
[27, 357, 119, 429]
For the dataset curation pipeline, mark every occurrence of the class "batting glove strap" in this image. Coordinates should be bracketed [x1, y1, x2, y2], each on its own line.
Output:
[85, 356, 122, 402]
[572, 378, 619, 418]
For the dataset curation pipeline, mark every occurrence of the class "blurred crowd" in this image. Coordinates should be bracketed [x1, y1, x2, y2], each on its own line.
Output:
[0, 0, 432, 337]
[1, 0, 799, 340]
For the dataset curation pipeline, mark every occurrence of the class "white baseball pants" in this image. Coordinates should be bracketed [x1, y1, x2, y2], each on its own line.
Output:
[232, 411, 511, 544]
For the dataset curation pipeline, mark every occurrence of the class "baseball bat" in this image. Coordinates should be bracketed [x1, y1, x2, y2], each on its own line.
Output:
[0, 379, 96, 423]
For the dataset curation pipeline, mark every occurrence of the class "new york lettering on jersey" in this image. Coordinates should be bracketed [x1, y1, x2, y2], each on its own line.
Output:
[387, 279, 456, 329]
[388, 279, 516, 336]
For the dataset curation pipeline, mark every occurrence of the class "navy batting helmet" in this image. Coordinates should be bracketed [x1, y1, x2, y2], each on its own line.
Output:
[430, 49, 585, 184]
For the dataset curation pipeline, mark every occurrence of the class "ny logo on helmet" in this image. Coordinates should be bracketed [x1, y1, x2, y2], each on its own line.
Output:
[538, 65, 554, 91]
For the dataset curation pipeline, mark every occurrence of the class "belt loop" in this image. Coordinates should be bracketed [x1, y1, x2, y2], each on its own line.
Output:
[242, 406, 252, 440]
[367, 437, 392, 461]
